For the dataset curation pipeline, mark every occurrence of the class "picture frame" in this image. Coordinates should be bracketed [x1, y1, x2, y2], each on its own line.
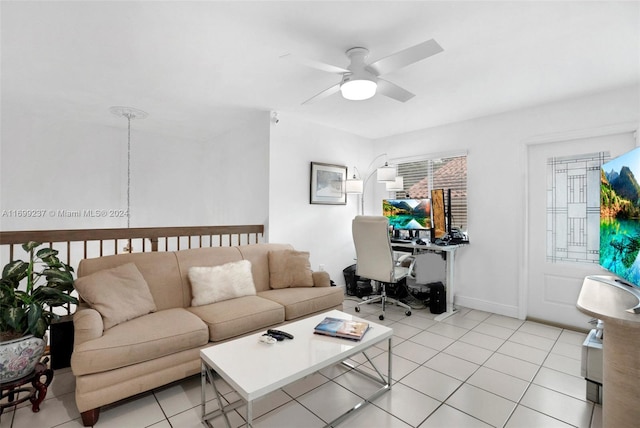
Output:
[310, 162, 347, 205]
[431, 188, 447, 241]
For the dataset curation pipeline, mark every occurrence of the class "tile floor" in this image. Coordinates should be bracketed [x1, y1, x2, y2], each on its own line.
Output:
[1, 299, 602, 428]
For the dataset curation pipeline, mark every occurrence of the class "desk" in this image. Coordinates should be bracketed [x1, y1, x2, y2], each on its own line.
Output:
[577, 275, 640, 427]
[392, 242, 463, 321]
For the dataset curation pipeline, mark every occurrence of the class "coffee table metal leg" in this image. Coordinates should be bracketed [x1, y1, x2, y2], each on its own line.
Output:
[388, 337, 392, 387]
[201, 361, 236, 428]
[327, 337, 392, 427]
[246, 400, 253, 427]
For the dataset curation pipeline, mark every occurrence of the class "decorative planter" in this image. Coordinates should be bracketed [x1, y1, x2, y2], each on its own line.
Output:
[0, 335, 46, 383]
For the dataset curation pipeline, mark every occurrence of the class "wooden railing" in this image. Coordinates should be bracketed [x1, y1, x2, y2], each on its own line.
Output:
[1, 224, 264, 261]
[0, 225, 265, 315]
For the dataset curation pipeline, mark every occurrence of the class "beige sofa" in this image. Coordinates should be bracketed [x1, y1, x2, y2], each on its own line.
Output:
[70, 243, 343, 426]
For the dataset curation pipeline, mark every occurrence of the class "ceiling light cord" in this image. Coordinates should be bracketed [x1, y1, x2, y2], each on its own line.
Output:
[109, 106, 148, 231]
[126, 113, 132, 229]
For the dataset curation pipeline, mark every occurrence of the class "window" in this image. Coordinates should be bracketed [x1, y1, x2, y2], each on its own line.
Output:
[394, 153, 468, 230]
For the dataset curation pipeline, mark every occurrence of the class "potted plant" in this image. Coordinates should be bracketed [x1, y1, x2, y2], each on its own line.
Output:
[0, 241, 78, 382]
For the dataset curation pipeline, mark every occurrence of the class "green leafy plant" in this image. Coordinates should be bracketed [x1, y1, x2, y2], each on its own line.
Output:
[0, 241, 78, 341]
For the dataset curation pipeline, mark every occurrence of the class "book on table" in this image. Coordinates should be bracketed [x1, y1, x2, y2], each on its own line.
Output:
[313, 317, 370, 341]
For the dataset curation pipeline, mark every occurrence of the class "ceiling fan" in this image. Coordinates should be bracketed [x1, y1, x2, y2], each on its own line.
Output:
[282, 39, 443, 104]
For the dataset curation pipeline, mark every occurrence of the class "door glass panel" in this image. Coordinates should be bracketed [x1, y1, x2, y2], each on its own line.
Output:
[546, 152, 609, 264]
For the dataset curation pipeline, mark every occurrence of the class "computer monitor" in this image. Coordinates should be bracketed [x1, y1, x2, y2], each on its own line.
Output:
[600, 146, 640, 289]
[382, 199, 431, 232]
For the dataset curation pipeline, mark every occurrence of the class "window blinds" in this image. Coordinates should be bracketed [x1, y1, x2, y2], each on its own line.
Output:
[395, 154, 468, 230]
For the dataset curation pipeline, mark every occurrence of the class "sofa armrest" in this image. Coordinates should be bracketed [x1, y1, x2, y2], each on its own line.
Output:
[73, 306, 104, 345]
[312, 271, 331, 287]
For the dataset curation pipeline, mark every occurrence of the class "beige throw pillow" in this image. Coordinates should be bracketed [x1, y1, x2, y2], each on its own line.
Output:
[74, 262, 157, 330]
[268, 249, 314, 289]
[189, 260, 256, 306]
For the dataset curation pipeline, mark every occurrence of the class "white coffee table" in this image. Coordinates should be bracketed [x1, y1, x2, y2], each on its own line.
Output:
[200, 309, 393, 428]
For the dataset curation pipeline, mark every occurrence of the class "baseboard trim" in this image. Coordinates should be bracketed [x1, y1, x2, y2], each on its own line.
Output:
[454, 295, 520, 319]
[525, 316, 590, 333]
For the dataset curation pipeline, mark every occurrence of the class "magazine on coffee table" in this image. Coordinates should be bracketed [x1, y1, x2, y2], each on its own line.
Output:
[313, 317, 370, 341]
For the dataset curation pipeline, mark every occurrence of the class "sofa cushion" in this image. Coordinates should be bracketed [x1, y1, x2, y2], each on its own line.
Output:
[74, 262, 157, 330]
[71, 308, 209, 375]
[268, 249, 314, 289]
[312, 271, 331, 287]
[188, 260, 256, 306]
[258, 287, 344, 320]
[236, 243, 294, 292]
[174, 246, 244, 306]
[187, 295, 284, 342]
[77, 251, 184, 310]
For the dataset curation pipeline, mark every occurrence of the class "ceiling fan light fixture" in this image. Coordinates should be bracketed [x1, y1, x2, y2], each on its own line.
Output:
[340, 78, 377, 101]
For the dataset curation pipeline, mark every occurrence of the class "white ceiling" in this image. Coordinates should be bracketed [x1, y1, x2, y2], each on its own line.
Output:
[2, 1, 639, 141]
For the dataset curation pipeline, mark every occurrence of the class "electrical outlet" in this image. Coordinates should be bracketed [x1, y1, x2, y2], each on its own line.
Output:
[319, 264, 325, 271]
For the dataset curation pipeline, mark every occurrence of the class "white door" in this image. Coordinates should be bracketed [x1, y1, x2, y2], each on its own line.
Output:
[526, 131, 635, 329]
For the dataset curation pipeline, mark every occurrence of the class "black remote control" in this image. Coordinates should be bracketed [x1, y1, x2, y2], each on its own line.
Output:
[267, 329, 294, 339]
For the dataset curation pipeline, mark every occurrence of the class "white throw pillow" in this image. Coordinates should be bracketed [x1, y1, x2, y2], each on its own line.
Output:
[189, 260, 256, 306]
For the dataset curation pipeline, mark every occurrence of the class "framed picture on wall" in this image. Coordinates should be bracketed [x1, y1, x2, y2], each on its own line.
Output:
[310, 162, 347, 205]
[431, 188, 447, 242]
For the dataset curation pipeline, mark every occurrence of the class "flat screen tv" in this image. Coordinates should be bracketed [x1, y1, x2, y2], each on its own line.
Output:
[382, 199, 431, 230]
[600, 146, 640, 289]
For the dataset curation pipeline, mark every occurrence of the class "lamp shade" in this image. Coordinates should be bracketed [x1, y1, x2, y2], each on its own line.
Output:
[346, 178, 364, 194]
[385, 176, 404, 191]
[340, 79, 377, 101]
[376, 164, 397, 182]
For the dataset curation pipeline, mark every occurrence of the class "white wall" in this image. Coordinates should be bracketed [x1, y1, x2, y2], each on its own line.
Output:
[0, 108, 270, 231]
[127, 130, 207, 228]
[374, 85, 640, 319]
[268, 112, 370, 285]
[1, 110, 134, 230]
[202, 112, 270, 228]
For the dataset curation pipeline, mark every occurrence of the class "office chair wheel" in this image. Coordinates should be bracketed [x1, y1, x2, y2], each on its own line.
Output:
[405, 310, 412, 316]
[354, 306, 360, 313]
[379, 315, 384, 321]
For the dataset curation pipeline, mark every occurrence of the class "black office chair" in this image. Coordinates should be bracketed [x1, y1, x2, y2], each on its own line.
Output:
[352, 216, 413, 320]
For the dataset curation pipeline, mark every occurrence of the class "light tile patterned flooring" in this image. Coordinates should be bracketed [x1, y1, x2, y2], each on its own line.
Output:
[1, 298, 602, 428]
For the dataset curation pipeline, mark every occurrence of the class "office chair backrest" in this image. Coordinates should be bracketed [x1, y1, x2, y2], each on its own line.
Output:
[352, 216, 395, 283]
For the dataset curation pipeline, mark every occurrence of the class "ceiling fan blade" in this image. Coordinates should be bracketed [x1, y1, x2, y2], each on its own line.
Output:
[280, 53, 349, 74]
[302, 83, 342, 105]
[377, 79, 415, 103]
[366, 39, 443, 76]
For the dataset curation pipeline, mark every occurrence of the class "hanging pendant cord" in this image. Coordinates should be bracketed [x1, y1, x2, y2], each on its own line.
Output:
[126, 113, 132, 229]
[108, 105, 147, 233]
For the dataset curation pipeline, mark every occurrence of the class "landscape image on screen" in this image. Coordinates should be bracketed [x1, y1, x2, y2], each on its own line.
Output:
[600, 147, 640, 287]
[383, 199, 431, 230]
